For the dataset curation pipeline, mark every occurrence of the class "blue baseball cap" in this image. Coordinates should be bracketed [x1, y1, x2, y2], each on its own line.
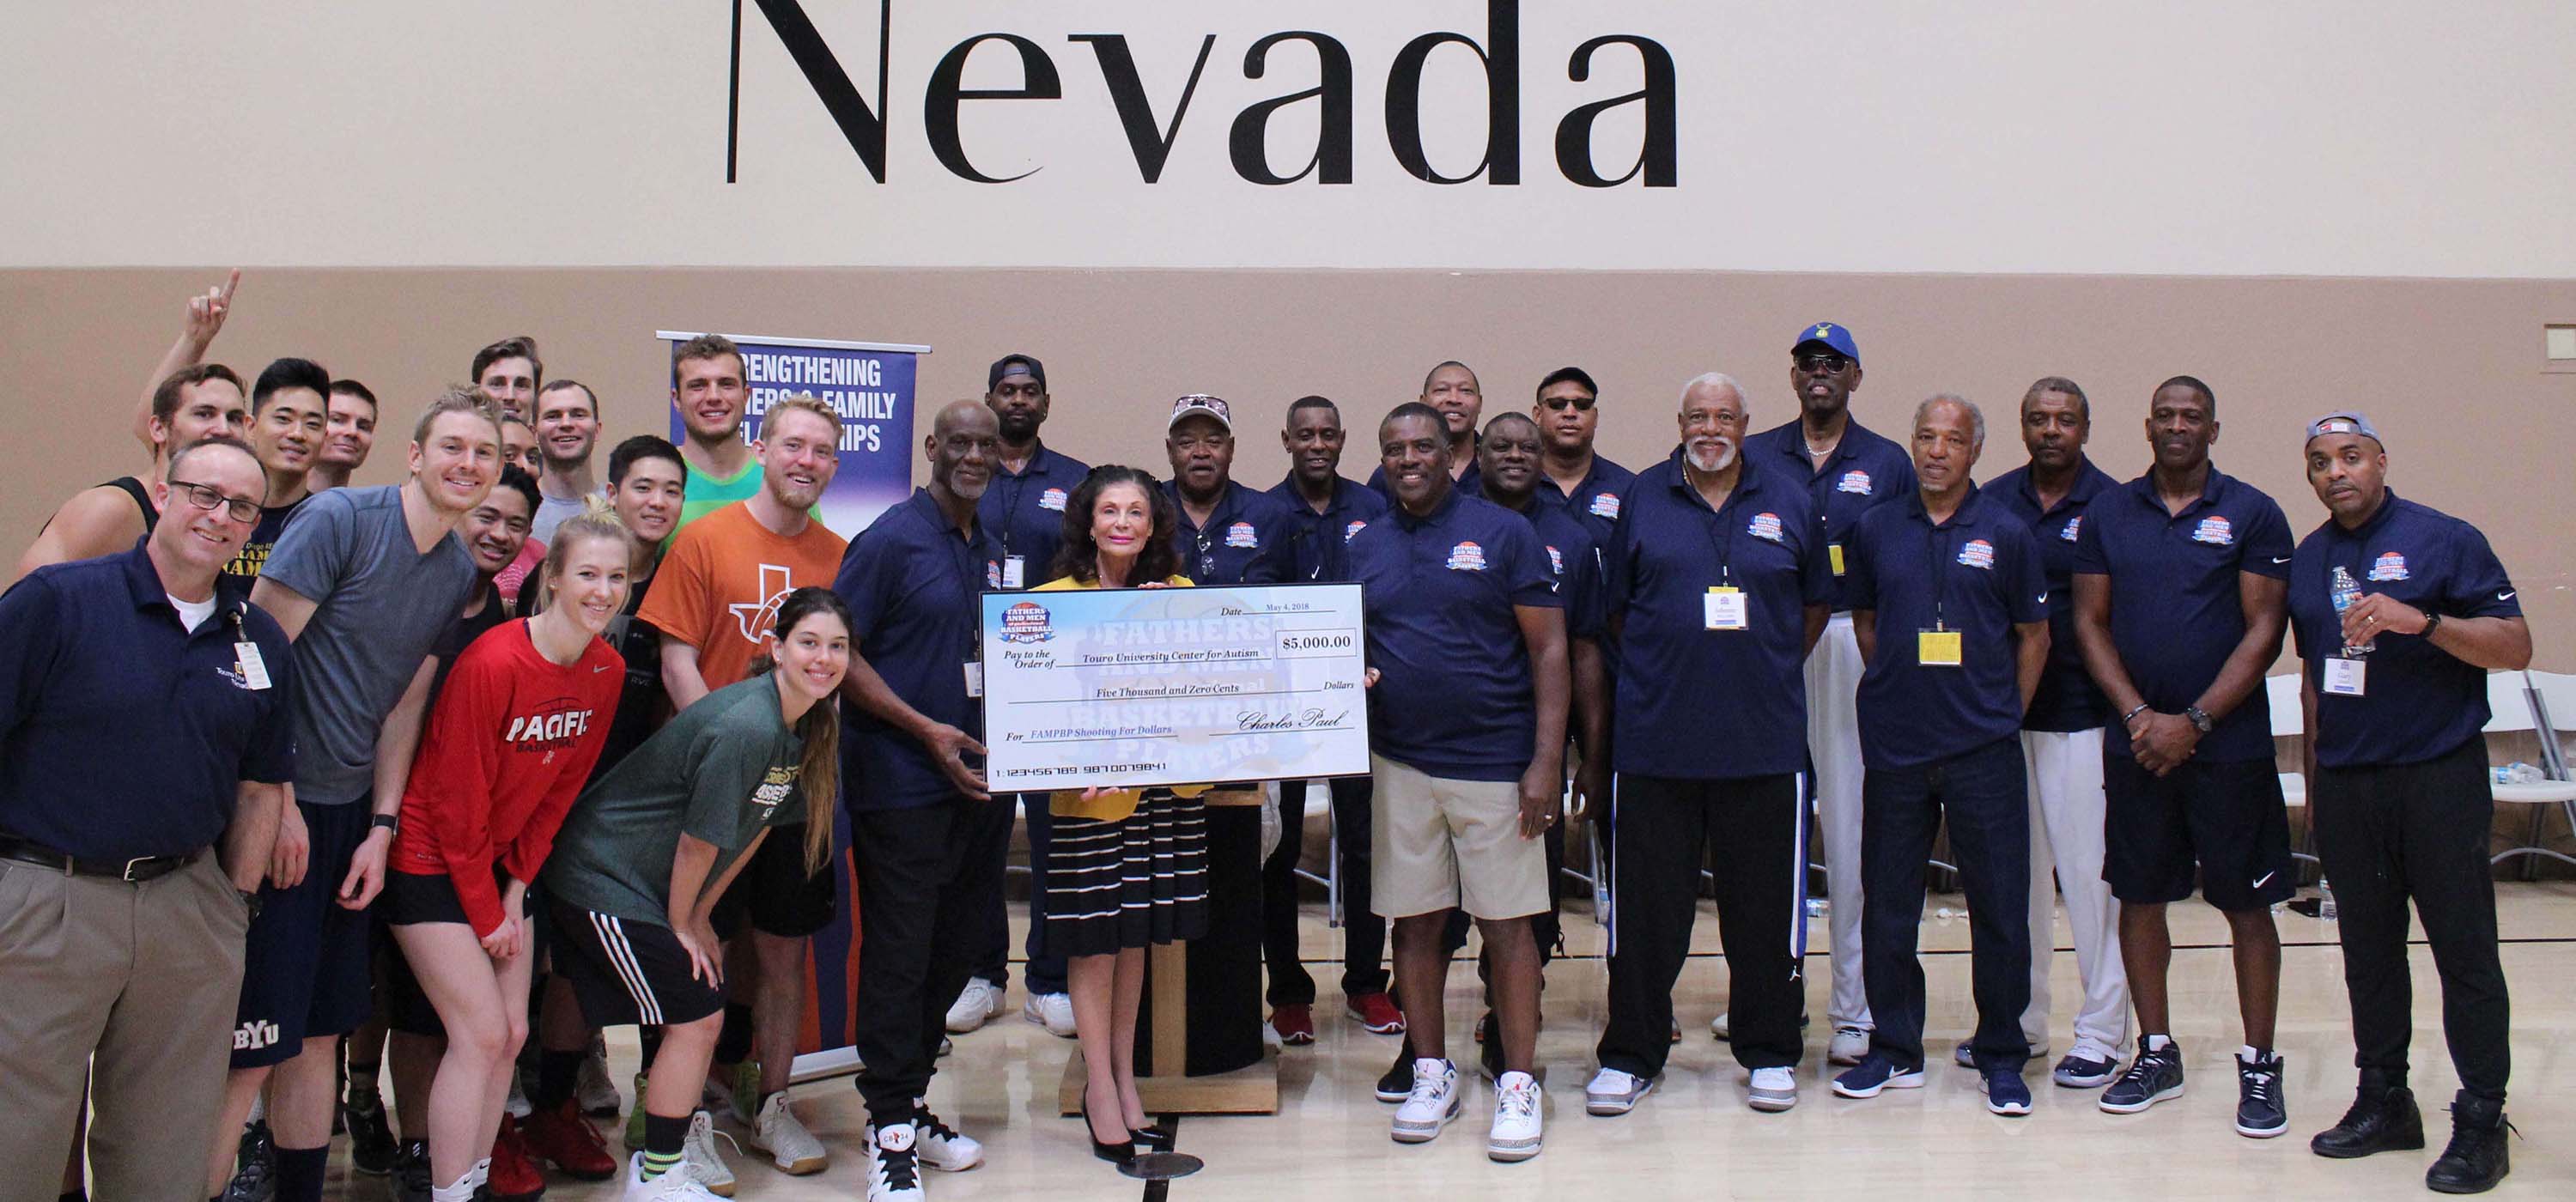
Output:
[2304, 410, 2385, 447]
[1792, 321, 1860, 364]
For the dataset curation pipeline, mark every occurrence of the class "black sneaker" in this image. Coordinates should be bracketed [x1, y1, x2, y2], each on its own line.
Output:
[344, 1093, 397, 1175]
[2311, 1076, 2424, 1158]
[1376, 1041, 1414, 1102]
[2426, 1092, 2512, 1194]
[1476, 1011, 1504, 1084]
[2098, 1040, 2184, 1114]
[219, 1120, 276, 1202]
[2234, 1050, 2288, 1138]
[392, 1138, 432, 1202]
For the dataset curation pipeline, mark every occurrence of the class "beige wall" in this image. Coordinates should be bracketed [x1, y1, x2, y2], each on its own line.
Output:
[6, 266, 2571, 668]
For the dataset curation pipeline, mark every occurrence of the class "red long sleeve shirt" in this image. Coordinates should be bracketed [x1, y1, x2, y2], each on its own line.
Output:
[394, 619, 623, 936]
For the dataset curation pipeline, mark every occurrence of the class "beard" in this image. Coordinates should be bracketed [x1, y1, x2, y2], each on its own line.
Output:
[1686, 439, 1736, 474]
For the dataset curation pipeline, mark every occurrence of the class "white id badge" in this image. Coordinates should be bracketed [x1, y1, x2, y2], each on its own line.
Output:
[964, 662, 985, 698]
[1002, 555, 1026, 589]
[2323, 658, 2366, 697]
[1704, 587, 1748, 631]
[234, 642, 272, 690]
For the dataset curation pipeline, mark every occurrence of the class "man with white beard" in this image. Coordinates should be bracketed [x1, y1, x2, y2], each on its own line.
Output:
[1585, 374, 1833, 1116]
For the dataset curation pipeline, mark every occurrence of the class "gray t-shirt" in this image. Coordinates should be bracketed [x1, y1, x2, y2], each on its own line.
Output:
[529, 489, 594, 547]
[543, 674, 808, 926]
[258, 485, 477, 804]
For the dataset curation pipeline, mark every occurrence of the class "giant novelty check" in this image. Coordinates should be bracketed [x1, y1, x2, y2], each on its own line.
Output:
[979, 582, 1371, 793]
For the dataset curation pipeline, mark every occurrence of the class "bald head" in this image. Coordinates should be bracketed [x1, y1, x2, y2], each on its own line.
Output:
[934, 398, 998, 439]
[927, 398, 999, 501]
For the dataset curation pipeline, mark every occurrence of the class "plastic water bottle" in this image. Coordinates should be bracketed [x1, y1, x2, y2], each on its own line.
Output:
[2330, 566, 2368, 656]
[2493, 762, 2543, 786]
[2318, 878, 2338, 921]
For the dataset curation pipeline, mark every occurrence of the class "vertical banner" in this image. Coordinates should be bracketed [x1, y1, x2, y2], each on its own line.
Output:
[658, 330, 927, 1080]
[658, 331, 927, 538]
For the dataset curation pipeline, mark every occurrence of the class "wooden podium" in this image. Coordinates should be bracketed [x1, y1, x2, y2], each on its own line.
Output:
[1057, 791, 1280, 1114]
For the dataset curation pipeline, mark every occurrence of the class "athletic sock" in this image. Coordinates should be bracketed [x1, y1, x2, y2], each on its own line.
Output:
[638, 1025, 665, 1067]
[641, 1113, 690, 1180]
[2142, 1034, 2172, 1053]
[535, 1048, 584, 1110]
[714, 1003, 756, 1066]
[274, 1145, 329, 1202]
[471, 1157, 490, 1189]
[429, 1170, 477, 1202]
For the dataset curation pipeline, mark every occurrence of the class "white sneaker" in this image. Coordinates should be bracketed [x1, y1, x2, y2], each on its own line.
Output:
[944, 978, 1005, 1034]
[866, 1123, 927, 1202]
[620, 1152, 722, 1202]
[506, 1067, 533, 1119]
[750, 1092, 827, 1175]
[936, 1036, 953, 1059]
[1827, 1025, 1873, 1065]
[1022, 992, 1077, 1038]
[1390, 1059, 1461, 1144]
[680, 1110, 738, 1197]
[1583, 1067, 1655, 1116]
[1747, 1066, 1798, 1112]
[1487, 1071, 1544, 1163]
[1710, 1011, 1730, 1040]
[913, 1102, 983, 1172]
[579, 1038, 623, 1117]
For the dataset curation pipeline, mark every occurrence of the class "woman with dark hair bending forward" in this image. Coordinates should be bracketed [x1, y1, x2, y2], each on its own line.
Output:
[540, 586, 852, 1200]
[1037, 465, 1218, 1164]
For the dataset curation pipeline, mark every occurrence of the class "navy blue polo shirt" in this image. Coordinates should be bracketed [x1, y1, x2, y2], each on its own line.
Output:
[2071, 467, 2293, 762]
[1605, 452, 1833, 779]
[1741, 418, 1917, 610]
[834, 489, 996, 810]
[2288, 491, 2520, 768]
[1535, 454, 1636, 545]
[1847, 487, 2050, 769]
[1349, 489, 1564, 780]
[1988, 459, 2121, 732]
[1495, 495, 1607, 642]
[1267, 475, 1390, 583]
[1166, 480, 1295, 586]
[0, 543, 297, 859]
[977, 443, 1090, 588]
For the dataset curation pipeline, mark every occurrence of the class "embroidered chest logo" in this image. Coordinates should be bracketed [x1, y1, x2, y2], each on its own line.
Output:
[1343, 519, 1368, 543]
[1037, 488, 1068, 512]
[1836, 470, 1873, 495]
[999, 600, 1054, 643]
[1446, 541, 1488, 571]
[1746, 512, 1786, 543]
[1546, 545, 1565, 576]
[1589, 493, 1621, 519]
[1224, 521, 1260, 549]
[1956, 538, 1997, 570]
[2190, 515, 2235, 546]
[750, 765, 799, 821]
[2060, 516, 2082, 542]
[2367, 550, 2410, 582]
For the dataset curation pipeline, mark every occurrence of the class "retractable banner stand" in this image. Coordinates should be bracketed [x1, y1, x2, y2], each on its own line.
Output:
[659, 330, 927, 1081]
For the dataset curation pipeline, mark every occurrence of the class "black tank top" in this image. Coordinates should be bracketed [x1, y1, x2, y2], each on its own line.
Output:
[106, 477, 159, 532]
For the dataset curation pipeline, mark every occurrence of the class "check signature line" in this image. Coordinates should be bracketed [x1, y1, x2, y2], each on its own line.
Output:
[1005, 686, 1346, 705]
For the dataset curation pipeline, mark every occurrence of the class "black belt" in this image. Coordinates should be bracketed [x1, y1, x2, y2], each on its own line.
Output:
[0, 835, 197, 882]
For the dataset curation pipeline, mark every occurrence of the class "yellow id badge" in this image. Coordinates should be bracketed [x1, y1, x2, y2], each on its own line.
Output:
[1704, 586, 1747, 631]
[1829, 543, 1846, 577]
[1917, 628, 1964, 667]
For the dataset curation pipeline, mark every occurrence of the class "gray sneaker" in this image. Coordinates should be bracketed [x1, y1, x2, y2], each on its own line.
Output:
[1746, 1066, 1798, 1113]
[1583, 1067, 1656, 1115]
[1391, 1059, 1462, 1144]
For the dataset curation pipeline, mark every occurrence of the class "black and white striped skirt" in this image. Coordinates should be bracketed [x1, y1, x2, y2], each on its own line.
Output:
[1041, 791, 1211, 956]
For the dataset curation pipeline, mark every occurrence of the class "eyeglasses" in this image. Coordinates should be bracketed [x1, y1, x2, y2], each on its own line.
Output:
[168, 479, 262, 524]
[1796, 353, 1853, 373]
[1537, 395, 1597, 412]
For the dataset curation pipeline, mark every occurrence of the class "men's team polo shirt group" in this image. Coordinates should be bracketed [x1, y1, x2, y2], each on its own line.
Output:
[1845, 486, 2050, 769]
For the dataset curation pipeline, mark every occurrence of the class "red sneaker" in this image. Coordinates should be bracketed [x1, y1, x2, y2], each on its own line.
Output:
[488, 1114, 549, 1201]
[1347, 992, 1406, 1035]
[1269, 1003, 1316, 1046]
[519, 1099, 619, 1181]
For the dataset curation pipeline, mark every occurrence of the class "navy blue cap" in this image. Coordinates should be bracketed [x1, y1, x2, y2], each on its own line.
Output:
[987, 355, 1046, 393]
[1792, 321, 1860, 364]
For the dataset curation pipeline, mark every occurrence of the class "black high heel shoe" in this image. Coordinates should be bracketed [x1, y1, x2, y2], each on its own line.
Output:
[1081, 1099, 1136, 1164]
[1130, 1121, 1174, 1150]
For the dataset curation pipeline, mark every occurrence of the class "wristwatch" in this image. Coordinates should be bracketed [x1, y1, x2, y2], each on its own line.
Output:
[369, 813, 399, 836]
[237, 889, 264, 921]
[2421, 610, 2443, 638]
[2184, 706, 2214, 733]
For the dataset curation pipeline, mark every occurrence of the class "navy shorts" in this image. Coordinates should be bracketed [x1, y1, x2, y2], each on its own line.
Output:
[709, 823, 835, 940]
[230, 799, 378, 1068]
[380, 866, 533, 1037]
[2102, 755, 2297, 911]
[549, 900, 725, 1030]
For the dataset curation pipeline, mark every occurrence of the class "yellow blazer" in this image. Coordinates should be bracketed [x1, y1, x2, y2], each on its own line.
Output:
[1033, 574, 1216, 822]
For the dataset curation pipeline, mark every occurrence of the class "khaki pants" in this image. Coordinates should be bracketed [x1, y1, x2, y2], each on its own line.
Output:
[0, 854, 248, 1202]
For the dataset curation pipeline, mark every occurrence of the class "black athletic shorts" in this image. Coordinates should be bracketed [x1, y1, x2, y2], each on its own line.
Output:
[380, 866, 534, 1036]
[230, 799, 378, 1068]
[709, 823, 835, 940]
[2102, 754, 2296, 911]
[548, 899, 725, 1029]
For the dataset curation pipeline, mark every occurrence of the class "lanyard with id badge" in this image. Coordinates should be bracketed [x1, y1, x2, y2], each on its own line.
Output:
[1917, 526, 1964, 668]
[1695, 476, 1751, 632]
[230, 610, 272, 690]
[949, 536, 987, 700]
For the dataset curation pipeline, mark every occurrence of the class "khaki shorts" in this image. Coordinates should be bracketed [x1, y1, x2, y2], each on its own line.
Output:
[1369, 753, 1549, 921]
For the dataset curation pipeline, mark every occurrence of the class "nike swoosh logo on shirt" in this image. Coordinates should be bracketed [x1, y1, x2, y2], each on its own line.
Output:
[2270, 556, 2292, 564]
[594, 665, 614, 672]
[2252, 871, 2276, 889]
[2498, 591, 2515, 600]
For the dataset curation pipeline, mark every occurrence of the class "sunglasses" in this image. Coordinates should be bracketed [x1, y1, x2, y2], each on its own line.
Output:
[1537, 394, 1597, 412]
[1796, 353, 1854, 373]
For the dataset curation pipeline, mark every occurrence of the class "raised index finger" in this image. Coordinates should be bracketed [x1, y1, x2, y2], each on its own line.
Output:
[219, 267, 240, 304]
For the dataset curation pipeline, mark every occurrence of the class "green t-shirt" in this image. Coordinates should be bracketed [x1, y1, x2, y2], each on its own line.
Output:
[672, 454, 764, 543]
[542, 674, 809, 926]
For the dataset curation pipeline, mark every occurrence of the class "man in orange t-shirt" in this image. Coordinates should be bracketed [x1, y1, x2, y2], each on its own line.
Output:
[633, 396, 848, 1169]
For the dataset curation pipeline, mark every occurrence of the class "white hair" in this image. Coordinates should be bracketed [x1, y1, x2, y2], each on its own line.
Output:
[1912, 392, 1984, 445]
[1677, 372, 1747, 413]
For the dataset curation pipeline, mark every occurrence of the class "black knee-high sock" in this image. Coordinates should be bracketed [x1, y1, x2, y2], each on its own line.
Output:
[275, 1146, 329, 1202]
[638, 1025, 665, 1072]
[714, 1002, 755, 1065]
